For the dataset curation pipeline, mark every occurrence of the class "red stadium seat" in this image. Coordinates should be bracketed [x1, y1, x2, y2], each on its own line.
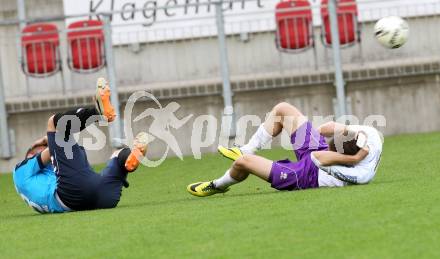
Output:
[275, 0, 314, 53]
[67, 20, 105, 73]
[321, 0, 360, 47]
[21, 23, 60, 77]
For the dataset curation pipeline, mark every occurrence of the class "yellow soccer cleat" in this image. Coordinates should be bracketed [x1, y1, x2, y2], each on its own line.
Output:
[187, 181, 229, 197]
[217, 145, 243, 161]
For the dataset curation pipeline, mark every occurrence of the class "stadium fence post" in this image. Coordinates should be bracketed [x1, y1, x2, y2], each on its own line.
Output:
[328, 0, 347, 117]
[0, 57, 12, 159]
[16, 0, 26, 30]
[215, 0, 236, 138]
[16, 0, 31, 97]
[103, 15, 123, 148]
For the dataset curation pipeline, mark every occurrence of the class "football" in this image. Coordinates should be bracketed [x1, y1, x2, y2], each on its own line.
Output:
[374, 16, 410, 49]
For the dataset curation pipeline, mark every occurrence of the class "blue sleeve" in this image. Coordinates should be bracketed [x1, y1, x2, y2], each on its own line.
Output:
[14, 153, 44, 177]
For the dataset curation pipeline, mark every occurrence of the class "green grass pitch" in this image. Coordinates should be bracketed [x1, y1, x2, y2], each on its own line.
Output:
[1, 132, 439, 258]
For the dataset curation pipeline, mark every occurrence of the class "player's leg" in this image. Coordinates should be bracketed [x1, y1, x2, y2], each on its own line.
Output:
[219, 102, 308, 159]
[229, 155, 273, 182]
[47, 112, 101, 210]
[263, 101, 308, 136]
[96, 132, 149, 209]
[51, 78, 116, 141]
[95, 149, 130, 209]
[46, 76, 116, 168]
[46, 78, 116, 211]
[187, 154, 273, 197]
[52, 107, 100, 141]
[207, 153, 323, 195]
[47, 107, 99, 166]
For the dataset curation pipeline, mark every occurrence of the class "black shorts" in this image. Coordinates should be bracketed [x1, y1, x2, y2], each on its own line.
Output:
[47, 131, 128, 211]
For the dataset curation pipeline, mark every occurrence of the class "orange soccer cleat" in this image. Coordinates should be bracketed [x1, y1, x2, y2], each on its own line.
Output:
[95, 77, 116, 122]
[125, 132, 149, 172]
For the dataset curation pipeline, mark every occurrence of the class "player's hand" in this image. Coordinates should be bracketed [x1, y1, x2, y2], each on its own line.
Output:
[356, 131, 368, 149]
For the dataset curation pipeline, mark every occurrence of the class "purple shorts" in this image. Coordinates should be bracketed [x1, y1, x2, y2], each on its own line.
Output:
[269, 122, 328, 191]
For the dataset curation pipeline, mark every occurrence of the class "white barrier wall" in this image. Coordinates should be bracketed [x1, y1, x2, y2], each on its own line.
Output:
[1, 0, 440, 172]
[1, 71, 440, 172]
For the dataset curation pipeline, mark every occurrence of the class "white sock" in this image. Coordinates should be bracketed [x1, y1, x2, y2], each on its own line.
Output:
[241, 124, 273, 154]
[213, 170, 238, 190]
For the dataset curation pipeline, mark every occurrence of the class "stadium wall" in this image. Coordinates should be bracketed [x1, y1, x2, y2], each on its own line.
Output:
[2, 2, 440, 100]
[1, 72, 440, 172]
[1, 1, 440, 172]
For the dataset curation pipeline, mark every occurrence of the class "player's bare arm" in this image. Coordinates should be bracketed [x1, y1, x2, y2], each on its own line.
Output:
[311, 148, 369, 166]
[318, 121, 348, 137]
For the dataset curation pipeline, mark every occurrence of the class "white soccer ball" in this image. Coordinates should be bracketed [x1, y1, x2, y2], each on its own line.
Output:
[374, 16, 409, 49]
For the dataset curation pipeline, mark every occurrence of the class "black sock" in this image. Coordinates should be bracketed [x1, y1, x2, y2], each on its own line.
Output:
[53, 107, 99, 141]
[115, 148, 131, 188]
[117, 148, 131, 171]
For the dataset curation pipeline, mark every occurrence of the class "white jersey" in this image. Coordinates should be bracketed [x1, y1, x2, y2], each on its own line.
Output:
[316, 125, 384, 187]
[318, 170, 346, 187]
